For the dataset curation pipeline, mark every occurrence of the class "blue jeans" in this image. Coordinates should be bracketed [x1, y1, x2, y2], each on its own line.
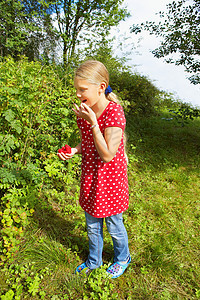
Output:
[85, 212, 130, 269]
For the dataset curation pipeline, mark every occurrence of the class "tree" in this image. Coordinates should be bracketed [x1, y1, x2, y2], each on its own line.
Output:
[0, 0, 129, 65]
[0, 0, 57, 60]
[51, 0, 130, 66]
[21, 0, 58, 62]
[0, 0, 27, 58]
[131, 0, 200, 84]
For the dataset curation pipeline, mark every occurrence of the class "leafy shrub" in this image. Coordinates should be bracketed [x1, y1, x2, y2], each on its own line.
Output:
[153, 91, 183, 111]
[0, 56, 77, 167]
[0, 187, 35, 263]
[0, 56, 79, 262]
[1, 263, 50, 299]
[83, 266, 118, 300]
[169, 102, 200, 126]
[110, 70, 160, 115]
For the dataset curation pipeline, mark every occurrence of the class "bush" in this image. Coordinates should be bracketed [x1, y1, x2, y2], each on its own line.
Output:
[169, 102, 200, 126]
[0, 56, 79, 261]
[0, 56, 77, 165]
[110, 70, 160, 115]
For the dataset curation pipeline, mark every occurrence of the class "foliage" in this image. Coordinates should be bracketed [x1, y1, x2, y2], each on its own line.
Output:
[153, 90, 183, 111]
[1, 263, 50, 299]
[0, 187, 35, 263]
[169, 102, 200, 126]
[0, 0, 56, 60]
[0, 0, 27, 58]
[111, 70, 160, 115]
[0, 0, 130, 64]
[83, 266, 118, 299]
[51, 0, 130, 65]
[131, 0, 200, 84]
[0, 56, 78, 262]
[83, 42, 129, 73]
[0, 56, 77, 167]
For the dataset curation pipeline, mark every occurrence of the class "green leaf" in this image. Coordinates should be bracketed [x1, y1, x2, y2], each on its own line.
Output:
[10, 120, 22, 134]
[3, 109, 15, 122]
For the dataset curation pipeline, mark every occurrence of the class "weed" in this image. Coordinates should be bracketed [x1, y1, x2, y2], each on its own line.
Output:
[83, 265, 118, 300]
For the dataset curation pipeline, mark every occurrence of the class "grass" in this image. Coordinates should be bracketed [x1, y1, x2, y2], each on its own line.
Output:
[1, 112, 200, 299]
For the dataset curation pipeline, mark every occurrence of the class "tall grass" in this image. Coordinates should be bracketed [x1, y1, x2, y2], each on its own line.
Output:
[1, 113, 200, 299]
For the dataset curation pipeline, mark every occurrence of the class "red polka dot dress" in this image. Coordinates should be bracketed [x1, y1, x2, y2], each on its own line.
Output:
[77, 101, 129, 218]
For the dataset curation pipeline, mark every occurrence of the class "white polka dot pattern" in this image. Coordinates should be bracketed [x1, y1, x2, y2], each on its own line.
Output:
[77, 101, 129, 218]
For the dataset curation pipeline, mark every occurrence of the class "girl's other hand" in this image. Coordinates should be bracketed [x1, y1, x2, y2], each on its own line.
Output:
[72, 103, 97, 125]
[57, 148, 78, 161]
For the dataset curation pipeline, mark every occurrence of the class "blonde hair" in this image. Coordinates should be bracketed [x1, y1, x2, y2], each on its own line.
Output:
[75, 60, 120, 104]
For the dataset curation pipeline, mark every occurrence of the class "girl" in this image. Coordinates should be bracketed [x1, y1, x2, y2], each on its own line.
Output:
[57, 60, 131, 278]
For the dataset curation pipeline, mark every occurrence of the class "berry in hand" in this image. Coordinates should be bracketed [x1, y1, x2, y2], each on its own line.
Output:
[58, 144, 71, 154]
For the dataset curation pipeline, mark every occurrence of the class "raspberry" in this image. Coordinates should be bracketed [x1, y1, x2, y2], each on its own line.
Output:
[58, 144, 71, 154]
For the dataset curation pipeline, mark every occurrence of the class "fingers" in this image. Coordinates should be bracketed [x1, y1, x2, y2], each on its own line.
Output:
[72, 102, 96, 125]
[57, 152, 73, 161]
[72, 108, 78, 116]
[72, 103, 83, 116]
[72, 103, 88, 118]
[81, 103, 90, 112]
[57, 148, 77, 161]
[73, 103, 79, 110]
[73, 103, 89, 113]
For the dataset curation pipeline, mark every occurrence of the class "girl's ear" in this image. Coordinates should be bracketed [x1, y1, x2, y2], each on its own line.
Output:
[99, 82, 107, 94]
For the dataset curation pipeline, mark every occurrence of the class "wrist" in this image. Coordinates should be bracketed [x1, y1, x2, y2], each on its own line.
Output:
[90, 123, 98, 129]
[73, 147, 79, 154]
[90, 117, 97, 126]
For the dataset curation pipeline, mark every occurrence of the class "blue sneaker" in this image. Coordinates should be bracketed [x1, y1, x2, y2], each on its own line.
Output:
[75, 262, 92, 276]
[106, 256, 131, 278]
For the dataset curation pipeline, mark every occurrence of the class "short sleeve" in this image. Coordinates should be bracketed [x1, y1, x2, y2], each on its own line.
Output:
[104, 104, 126, 131]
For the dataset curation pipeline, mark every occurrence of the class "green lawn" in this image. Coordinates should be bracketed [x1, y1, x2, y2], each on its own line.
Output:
[1, 113, 200, 299]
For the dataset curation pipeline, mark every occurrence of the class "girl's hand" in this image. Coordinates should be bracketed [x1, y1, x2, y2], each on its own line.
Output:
[72, 103, 97, 125]
[57, 147, 78, 161]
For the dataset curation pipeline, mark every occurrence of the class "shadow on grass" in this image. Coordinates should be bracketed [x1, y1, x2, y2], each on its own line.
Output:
[126, 113, 200, 170]
[31, 201, 88, 261]
[29, 200, 114, 265]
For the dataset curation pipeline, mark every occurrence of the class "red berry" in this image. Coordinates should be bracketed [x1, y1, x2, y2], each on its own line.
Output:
[64, 145, 71, 153]
[58, 144, 71, 154]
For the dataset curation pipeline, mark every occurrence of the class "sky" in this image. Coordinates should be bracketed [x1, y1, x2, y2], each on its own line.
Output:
[112, 0, 200, 108]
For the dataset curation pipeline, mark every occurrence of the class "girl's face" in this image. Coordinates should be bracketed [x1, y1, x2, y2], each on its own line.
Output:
[74, 77, 104, 108]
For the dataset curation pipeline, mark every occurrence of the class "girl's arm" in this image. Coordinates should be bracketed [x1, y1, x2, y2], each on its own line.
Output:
[92, 125, 122, 163]
[73, 103, 122, 163]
